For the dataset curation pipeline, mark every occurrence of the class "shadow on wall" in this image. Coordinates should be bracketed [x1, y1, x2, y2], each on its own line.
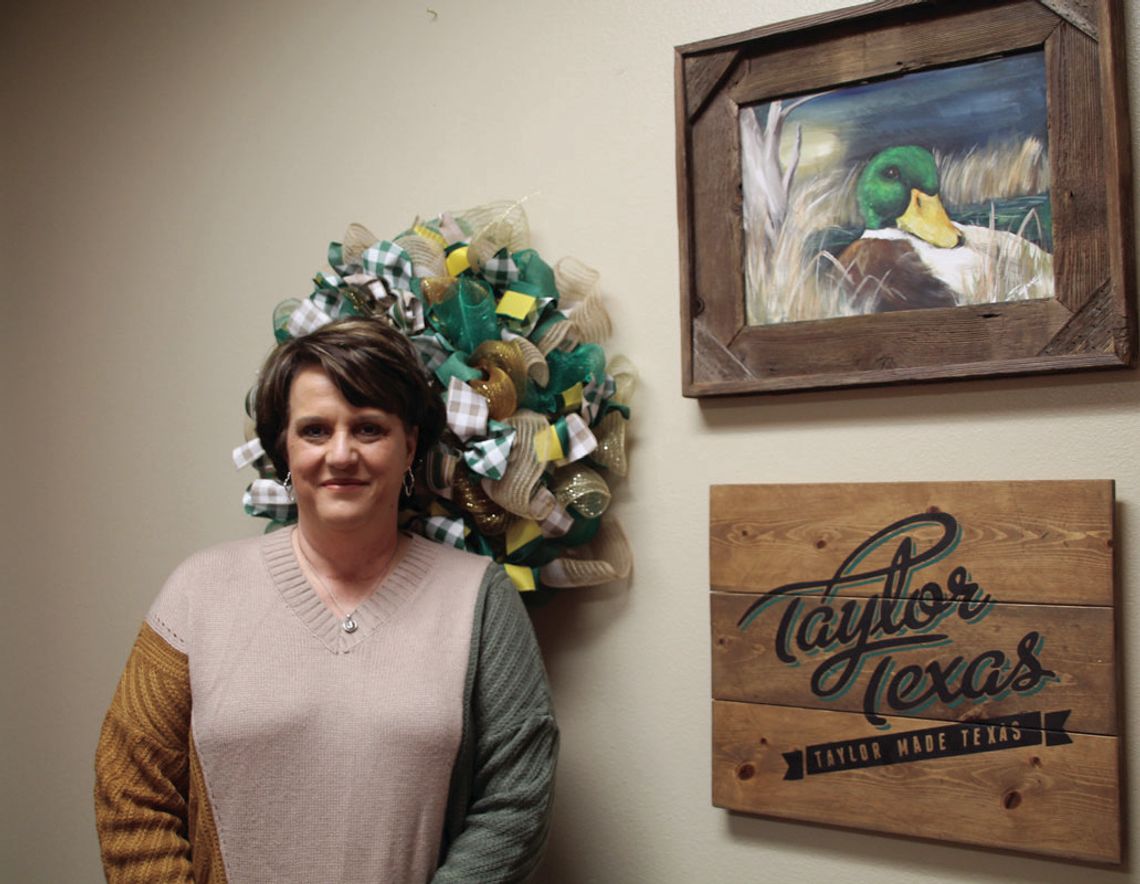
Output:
[696, 361, 1140, 433]
[723, 810, 1131, 883]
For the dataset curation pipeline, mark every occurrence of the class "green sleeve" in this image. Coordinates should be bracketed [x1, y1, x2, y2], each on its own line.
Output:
[434, 566, 559, 883]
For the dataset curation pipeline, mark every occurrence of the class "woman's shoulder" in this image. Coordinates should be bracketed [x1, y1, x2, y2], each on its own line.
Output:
[406, 533, 499, 582]
[167, 532, 273, 583]
[146, 533, 276, 649]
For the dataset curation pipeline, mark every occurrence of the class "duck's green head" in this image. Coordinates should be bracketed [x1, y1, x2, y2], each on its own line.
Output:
[856, 145, 962, 248]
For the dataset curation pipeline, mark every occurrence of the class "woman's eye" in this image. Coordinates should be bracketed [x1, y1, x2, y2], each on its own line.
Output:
[358, 423, 385, 438]
[300, 425, 328, 439]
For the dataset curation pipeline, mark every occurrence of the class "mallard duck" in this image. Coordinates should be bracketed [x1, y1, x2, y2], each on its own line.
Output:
[836, 145, 1052, 313]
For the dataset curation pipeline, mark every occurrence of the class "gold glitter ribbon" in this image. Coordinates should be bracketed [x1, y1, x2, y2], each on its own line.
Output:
[470, 340, 529, 401]
[453, 466, 509, 535]
[551, 463, 611, 518]
[468, 365, 518, 421]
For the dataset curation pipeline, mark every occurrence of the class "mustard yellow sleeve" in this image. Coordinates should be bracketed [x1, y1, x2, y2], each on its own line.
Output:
[95, 622, 194, 883]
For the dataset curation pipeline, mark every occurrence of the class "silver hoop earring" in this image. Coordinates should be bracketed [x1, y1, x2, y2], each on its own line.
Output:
[282, 471, 294, 501]
[402, 467, 415, 497]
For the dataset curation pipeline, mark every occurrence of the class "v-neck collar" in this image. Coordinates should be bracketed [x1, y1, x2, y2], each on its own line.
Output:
[261, 528, 434, 654]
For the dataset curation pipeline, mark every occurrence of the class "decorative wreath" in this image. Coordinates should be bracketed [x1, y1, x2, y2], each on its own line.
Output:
[232, 201, 634, 594]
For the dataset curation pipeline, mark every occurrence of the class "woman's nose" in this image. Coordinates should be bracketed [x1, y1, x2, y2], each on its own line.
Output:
[327, 430, 358, 466]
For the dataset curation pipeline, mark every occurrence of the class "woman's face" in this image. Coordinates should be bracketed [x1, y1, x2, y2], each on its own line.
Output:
[285, 366, 416, 536]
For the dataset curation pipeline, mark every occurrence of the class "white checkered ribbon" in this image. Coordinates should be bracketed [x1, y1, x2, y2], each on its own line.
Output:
[243, 479, 295, 522]
[534, 487, 574, 538]
[423, 514, 467, 549]
[362, 240, 416, 294]
[388, 288, 425, 333]
[342, 272, 388, 304]
[446, 376, 489, 441]
[554, 413, 597, 466]
[287, 299, 335, 337]
[481, 251, 520, 289]
[232, 438, 265, 470]
[462, 420, 516, 481]
[410, 331, 453, 377]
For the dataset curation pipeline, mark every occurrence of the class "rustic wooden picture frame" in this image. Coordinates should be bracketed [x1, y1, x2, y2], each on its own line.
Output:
[676, 0, 1135, 397]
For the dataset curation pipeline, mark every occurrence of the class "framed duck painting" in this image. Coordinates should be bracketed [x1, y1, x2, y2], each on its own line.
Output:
[676, 0, 1135, 397]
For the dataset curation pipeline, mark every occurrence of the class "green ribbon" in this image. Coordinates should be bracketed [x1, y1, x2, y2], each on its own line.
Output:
[505, 534, 563, 567]
[555, 516, 601, 547]
[427, 277, 499, 354]
[504, 515, 601, 568]
[522, 343, 606, 413]
[435, 351, 482, 387]
[513, 249, 558, 299]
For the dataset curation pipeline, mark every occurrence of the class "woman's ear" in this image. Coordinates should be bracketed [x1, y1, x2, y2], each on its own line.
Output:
[405, 426, 419, 469]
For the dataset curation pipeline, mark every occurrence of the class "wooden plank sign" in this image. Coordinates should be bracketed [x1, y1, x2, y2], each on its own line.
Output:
[710, 482, 1122, 863]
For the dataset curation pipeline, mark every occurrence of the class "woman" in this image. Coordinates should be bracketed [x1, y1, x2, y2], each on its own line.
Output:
[95, 317, 558, 883]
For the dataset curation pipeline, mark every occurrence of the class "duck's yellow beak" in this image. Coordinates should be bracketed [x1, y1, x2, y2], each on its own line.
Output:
[897, 189, 963, 248]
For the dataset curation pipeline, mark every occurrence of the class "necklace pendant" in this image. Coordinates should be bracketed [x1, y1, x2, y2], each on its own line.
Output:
[342, 615, 358, 634]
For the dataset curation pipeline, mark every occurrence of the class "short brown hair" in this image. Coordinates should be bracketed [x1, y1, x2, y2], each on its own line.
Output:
[254, 317, 445, 478]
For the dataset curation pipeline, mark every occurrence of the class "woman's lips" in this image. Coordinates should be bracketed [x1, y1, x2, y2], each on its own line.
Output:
[322, 478, 367, 487]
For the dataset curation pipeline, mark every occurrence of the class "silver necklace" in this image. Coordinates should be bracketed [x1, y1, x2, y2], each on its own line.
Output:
[295, 533, 396, 634]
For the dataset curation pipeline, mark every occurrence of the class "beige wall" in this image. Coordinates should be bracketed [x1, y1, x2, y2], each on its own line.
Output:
[5, 0, 1139, 880]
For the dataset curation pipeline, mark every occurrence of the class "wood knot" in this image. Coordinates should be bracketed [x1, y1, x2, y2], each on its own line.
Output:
[815, 538, 827, 549]
[736, 763, 756, 781]
[1002, 789, 1022, 810]
[926, 505, 941, 514]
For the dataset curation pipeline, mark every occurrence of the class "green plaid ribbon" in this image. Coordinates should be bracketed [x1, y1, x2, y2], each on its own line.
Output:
[423, 514, 467, 549]
[463, 420, 516, 481]
[313, 270, 343, 291]
[362, 240, 416, 292]
[410, 331, 453, 376]
[481, 250, 520, 289]
[581, 374, 617, 424]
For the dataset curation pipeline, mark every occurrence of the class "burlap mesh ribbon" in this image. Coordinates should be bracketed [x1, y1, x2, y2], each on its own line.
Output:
[539, 518, 633, 587]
